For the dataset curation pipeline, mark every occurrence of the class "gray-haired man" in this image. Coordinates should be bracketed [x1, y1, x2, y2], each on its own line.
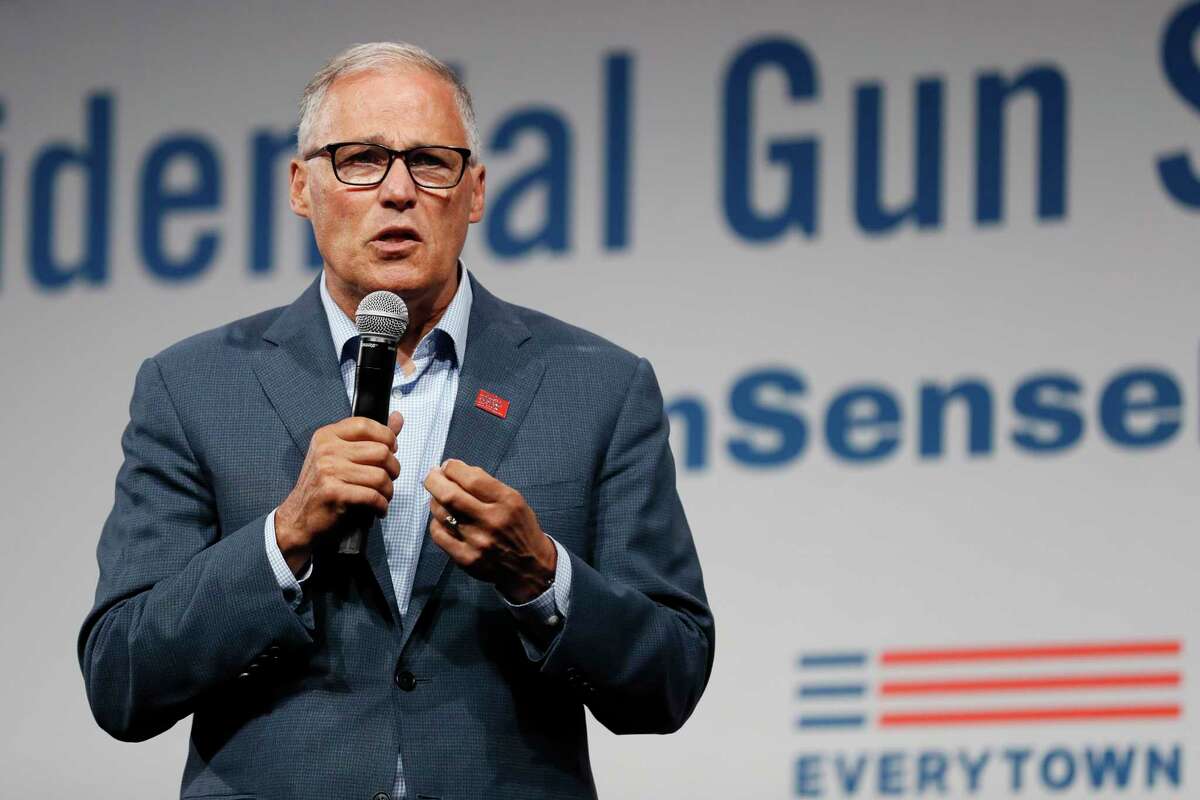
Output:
[81, 42, 714, 800]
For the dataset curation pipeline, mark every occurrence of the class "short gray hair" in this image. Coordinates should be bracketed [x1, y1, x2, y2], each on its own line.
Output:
[297, 42, 480, 162]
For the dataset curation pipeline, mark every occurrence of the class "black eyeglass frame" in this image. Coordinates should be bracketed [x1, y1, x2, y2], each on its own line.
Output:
[303, 142, 473, 188]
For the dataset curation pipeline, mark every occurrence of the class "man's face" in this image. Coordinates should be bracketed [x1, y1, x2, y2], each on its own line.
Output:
[289, 66, 485, 313]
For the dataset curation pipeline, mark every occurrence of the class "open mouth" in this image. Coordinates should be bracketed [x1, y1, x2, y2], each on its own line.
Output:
[373, 228, 421, 243]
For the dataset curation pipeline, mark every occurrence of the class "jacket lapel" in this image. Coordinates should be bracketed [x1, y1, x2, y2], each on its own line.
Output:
[251, 276, 401, 624]
[398, 274, 546, 656]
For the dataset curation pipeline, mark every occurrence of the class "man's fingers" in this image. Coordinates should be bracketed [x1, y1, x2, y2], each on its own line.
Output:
[344, 440, 395, 466]
[335, 416, 399, 447]
[424, 467, 489, 519]
[337, 463, 395, 501]
[429, 516, 477, 565]
[430, 497, 480, 542]
[383, 453, 401, 481]
[342, 482, 390, 516]
[440, 458, 508, 503]
[387, 411, 404, 441]
[343, 442, 401, 481]
[428, 498, 457, 537]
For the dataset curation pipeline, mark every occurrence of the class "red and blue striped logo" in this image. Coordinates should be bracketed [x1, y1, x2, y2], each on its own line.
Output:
[797, 638, 1183, 730]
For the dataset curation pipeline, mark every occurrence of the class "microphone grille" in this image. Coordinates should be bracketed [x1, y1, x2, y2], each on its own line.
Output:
[355, 291, 409, 342]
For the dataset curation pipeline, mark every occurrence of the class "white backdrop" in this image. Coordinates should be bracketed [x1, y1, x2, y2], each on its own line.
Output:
[1, 1, 1198, 797]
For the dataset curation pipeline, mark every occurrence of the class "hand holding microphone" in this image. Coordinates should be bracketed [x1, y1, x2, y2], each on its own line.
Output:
[274, 291, 409, 570]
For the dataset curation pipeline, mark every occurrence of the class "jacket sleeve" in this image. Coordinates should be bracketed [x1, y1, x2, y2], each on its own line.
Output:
[539, 357, 716, 734]
[78, 357, 314, 742]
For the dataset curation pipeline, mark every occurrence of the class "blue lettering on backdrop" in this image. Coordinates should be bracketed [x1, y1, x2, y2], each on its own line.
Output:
[834, 754, 867, 795]
[915, 751, 948, 793]
[1011, 373, 1084, 453]
[1157, 0, 1200, 208]
[250, 128, 297, 274]
[824, 385, 902, 462]
[877, 751, 905, 795]
[1084, 746, 1136, 790]
[486, 108, 572, 258]
[854, 78, 943, 234]
[665, 364, 1189, 471]
[795, 753, 821, 797]
[792, 745, 1182, 797]
[604, 52, 633, 250]
[1099, 368, 1182, 447]
[728, 368, 808, 466]
[722, 37, 820, 241]
[24, 35, 1200, 286]
[29, 92, 112, 290]
[1040, 748, 1076, 791]
[139, 134, 222, 281]
[14, 12, 1200, 291]
[1147, 745, 1182, 788]
[958, 750, 990, 793]
[975, 65, 1068, 224]
[919, 379, 993, 457]
[1003, 748, 1033, 792]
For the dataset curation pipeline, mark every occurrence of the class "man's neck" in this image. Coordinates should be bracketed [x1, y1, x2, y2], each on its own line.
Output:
[326, 267, 460, 362]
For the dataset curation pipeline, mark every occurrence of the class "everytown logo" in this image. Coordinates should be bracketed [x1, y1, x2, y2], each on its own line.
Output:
[794, 639, 1185, 797]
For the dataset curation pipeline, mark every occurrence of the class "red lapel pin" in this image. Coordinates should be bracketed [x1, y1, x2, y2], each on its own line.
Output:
[475, 389, 510, 419]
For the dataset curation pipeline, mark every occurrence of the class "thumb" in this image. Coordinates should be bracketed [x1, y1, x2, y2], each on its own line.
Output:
[388, 411, 404, 437]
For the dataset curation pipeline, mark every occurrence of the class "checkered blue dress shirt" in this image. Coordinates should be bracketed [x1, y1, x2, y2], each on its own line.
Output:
[262, 268, 571, 798]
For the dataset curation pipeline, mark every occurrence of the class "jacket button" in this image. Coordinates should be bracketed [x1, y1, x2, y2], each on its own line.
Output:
[394, 667, 416, 692]
[372, 793, 391, 800]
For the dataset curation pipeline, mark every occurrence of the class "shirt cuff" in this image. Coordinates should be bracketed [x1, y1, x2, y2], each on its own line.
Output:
[264, 509, 312, 612]
[500, 537, 573, 660]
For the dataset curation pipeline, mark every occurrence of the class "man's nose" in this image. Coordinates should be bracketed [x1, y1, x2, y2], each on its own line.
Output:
[378, 157, 418, 209]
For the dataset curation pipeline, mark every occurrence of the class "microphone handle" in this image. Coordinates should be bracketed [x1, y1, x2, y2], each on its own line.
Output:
[338, 334, 398, 555]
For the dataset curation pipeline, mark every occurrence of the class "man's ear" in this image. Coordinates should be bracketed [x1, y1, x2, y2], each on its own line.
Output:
[289, 158, 311, 218]
[468, 163, 486, 223]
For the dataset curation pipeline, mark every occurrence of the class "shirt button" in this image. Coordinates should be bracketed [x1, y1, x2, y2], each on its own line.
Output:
[546, 614, 560, 626]
[394, 667, 417, 692]
[372, 792, 391, 800]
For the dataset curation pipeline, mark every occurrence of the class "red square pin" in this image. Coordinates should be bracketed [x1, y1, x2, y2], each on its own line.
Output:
[475, 389, 510, 419]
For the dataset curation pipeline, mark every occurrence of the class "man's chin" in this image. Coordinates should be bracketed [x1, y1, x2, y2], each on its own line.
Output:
[359, 259, 457, 302]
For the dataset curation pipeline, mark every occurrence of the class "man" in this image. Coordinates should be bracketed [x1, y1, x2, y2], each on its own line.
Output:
[79, 42, 714, 800]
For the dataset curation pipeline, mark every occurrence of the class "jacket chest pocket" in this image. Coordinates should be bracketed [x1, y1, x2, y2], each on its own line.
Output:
[514, 478, 591, 552]
[515, 478, 588, 513]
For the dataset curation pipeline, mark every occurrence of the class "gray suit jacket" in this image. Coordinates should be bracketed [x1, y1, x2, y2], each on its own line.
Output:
[79, 274, 714, 800]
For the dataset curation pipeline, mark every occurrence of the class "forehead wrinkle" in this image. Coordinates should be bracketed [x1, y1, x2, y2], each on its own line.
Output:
[359, 133, 397, 146]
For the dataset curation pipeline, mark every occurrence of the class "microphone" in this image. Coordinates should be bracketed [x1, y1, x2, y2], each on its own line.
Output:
[338, 290, 409, 555]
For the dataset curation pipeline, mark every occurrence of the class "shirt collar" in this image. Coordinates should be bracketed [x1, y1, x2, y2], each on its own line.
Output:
[319, 264, 473, 367]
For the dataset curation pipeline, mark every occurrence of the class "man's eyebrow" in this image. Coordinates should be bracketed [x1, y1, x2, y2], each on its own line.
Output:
[356, 133, 394, 146]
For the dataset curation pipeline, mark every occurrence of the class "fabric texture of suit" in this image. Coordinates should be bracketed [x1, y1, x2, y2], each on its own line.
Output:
[79, 273, 715, 800]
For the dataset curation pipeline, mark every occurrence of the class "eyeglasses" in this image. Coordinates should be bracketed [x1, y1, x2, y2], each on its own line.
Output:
[303, 142, 472, 189]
